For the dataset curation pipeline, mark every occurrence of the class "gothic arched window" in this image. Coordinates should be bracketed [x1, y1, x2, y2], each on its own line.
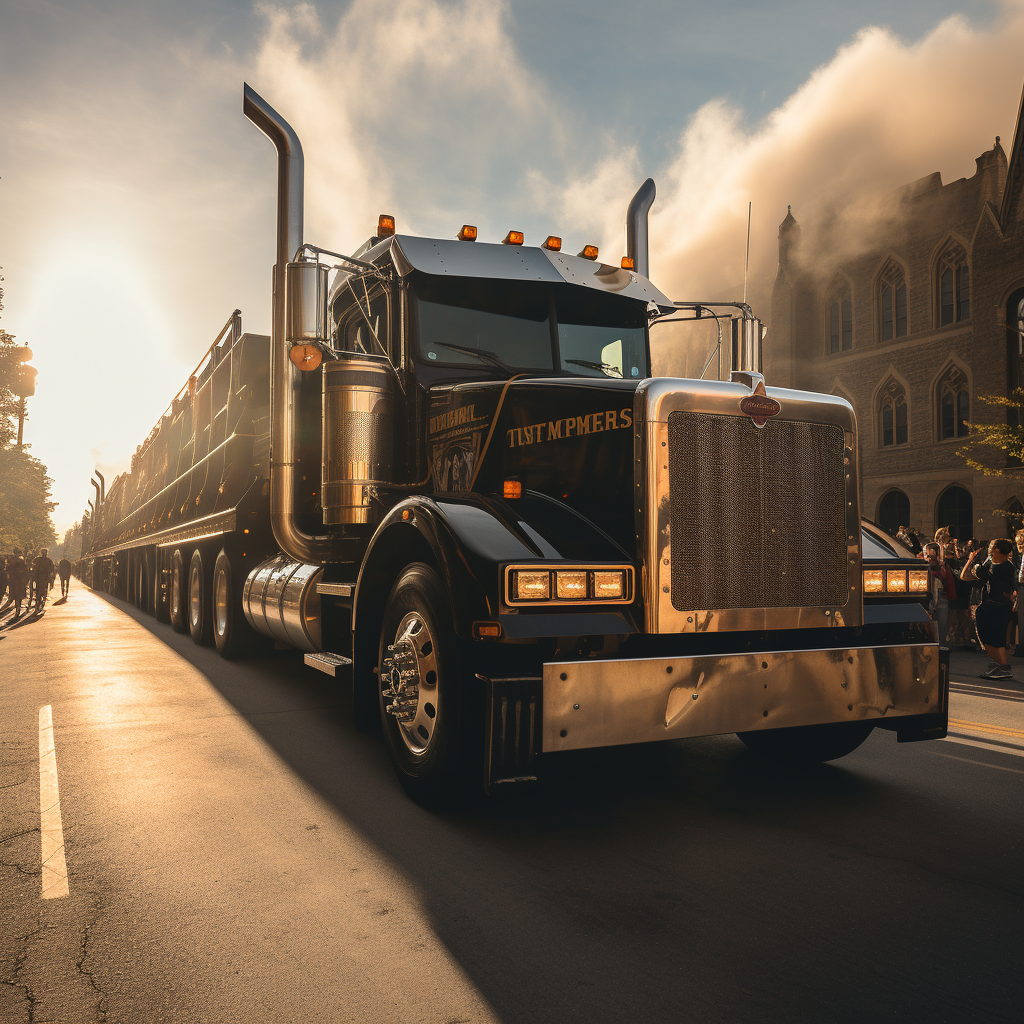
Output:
[878, 261, 907, 341]
[827, 282, 853, 353]
[879, 377, 908, 447]
[937, 241, 970, 326]
[937, 366, 970, 440]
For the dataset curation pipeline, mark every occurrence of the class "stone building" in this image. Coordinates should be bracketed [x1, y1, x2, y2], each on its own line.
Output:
[770, 89, 1024, 542]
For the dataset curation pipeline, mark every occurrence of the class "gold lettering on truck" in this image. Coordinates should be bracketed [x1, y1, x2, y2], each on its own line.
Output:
[507, 408, 633, 448]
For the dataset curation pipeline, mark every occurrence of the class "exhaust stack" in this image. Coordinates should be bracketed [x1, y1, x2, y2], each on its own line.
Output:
[95, 469, 105, 503]
[242, 83, 347, 565]
[626, 178, 656, 279]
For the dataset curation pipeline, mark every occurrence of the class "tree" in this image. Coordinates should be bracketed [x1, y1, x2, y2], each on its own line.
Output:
[0, 278, 58, 552]
[0, 446, 57, 552]
[956, 390, 1024, 478]
[0, 279, 21, 448]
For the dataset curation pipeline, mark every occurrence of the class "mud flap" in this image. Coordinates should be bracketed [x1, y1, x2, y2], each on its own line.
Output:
[478, 674, 543, 792]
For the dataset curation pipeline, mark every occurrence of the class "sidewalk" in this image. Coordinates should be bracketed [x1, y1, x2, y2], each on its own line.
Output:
[948, 646, 1024, 697]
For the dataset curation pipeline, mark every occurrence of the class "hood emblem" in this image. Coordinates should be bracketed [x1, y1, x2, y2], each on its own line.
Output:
[739, 380, 781, 428]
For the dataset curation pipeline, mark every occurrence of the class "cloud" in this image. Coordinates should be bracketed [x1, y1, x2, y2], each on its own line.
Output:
[249, 0, 556, 247]
[545, 6, 1024, 376]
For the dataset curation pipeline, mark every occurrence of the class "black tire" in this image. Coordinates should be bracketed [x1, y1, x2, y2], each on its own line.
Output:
[212, 547, 261, 659]
[188, 549, 212, 646]
[169, 549, 189, 633]
[737, 720, 874, 765]
[377, 563, 480, 805]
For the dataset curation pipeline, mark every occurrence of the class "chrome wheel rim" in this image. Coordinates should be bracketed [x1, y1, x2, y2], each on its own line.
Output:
[214, 567, 228, 637]
[189, 566, 201, 629]
[381, 611, 439, 755]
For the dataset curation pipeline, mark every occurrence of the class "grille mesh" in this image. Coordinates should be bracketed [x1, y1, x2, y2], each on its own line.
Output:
[667, 411, 848, 611]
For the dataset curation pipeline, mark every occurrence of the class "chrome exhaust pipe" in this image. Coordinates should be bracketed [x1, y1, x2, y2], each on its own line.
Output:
[242, 83, 347, 565]
[95, 469, 105, 503]
[626, 178, 656, 279]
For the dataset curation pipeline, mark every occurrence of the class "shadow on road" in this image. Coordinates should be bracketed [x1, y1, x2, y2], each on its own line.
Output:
[90, 587, 1023, 1024]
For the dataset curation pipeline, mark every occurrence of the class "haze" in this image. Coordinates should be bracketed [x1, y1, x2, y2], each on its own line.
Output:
[0, 0, 1016, 532]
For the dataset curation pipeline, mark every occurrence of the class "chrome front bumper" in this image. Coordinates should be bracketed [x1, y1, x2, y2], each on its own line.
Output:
[542, 643, 942, 753]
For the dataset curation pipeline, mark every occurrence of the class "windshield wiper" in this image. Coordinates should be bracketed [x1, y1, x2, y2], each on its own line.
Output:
[431, 341, 516, 376]
[565, 358, 623, 378]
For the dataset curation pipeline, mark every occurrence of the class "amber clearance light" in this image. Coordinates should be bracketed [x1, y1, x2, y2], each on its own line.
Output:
[542, 235, 562, 251]
[377, 214, 396, 237]
[506, 564, 633, 606]
[502, 230, 525, 246]
[620, 256, 634, 270]
[457, 224, 478, 241]
[578, 244, 599, 260]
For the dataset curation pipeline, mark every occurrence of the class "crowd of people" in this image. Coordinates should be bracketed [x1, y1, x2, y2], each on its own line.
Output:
[896, 524, 1024, 682]
[0, 548, 73, 620]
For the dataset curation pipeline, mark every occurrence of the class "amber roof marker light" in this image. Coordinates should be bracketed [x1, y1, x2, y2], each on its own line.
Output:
[377, 214, 396, 237]
[457, 224, 478, 241]
[542, 236, 562, 251]
[502, 230, 525, 246]
[578, 244, 599, 260]
[620, 256, 634, 270]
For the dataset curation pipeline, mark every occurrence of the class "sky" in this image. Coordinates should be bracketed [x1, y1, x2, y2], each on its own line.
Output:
[0, 0, 1021, 533]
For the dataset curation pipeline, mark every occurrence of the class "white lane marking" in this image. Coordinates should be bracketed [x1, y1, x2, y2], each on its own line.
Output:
[38, 705, 69, 899]
[929, 749, 1024, 774]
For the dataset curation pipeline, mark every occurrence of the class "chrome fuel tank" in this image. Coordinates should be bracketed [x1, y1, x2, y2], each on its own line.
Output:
[322, 355, 393, 525]
[242, 554, 323, 651]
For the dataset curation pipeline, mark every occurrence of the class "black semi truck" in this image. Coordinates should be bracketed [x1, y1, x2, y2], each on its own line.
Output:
[81, 85, 947, 801]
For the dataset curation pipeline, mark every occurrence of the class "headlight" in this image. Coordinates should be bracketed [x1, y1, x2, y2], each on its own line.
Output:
[886, 569, 908, 593]
[556, 571, 588, 599]
[512, 570, 550, 601]
[592, 571, 626, 599]
[863, 569, 885, 593]
[506, 565, 633, 605]
[908, 569, 929, 593]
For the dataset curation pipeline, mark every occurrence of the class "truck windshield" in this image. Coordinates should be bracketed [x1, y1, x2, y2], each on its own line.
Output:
[412, 276, 648, 378]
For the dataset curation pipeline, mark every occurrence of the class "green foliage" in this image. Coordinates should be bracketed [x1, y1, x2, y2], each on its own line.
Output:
[0, 280, 57, 553]
[0, 446, 57, 552]
[956, 390, 1024, 477]
[0, 282, 21, 448]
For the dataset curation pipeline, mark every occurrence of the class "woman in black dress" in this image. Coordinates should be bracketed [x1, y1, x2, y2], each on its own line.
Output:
[962, 538, 1017, 681]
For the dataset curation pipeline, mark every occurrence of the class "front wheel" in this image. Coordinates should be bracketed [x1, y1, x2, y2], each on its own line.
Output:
[377, 563, 480, 804]
[737, 720, 874, 765]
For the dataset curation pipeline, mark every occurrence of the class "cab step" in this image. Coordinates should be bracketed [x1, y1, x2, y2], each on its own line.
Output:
[304, 651, 353, 677]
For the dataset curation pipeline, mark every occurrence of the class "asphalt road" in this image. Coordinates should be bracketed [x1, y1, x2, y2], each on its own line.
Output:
[1, 580, 1022, 1024]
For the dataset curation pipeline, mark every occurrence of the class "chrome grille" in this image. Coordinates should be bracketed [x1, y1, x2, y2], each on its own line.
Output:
[667, 411, 847, 610]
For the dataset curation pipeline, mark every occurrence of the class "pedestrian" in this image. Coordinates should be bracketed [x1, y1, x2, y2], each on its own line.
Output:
[961, 538, 1017, 681]
[0, 554, 8, 608]
[30, 549, 55, 612]
[924, 542, 956, 646]
[7, 549, 29, 618]
[57, 556, 72, 598]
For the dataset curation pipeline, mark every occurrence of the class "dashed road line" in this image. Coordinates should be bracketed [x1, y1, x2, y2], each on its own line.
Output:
[38, 705, 69, 899]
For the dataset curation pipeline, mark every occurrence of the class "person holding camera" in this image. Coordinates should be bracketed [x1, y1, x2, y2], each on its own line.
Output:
[961, 538, 1017, 680]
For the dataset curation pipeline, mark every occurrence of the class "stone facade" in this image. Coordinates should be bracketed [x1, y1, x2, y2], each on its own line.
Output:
[770, 87, 1024, 542]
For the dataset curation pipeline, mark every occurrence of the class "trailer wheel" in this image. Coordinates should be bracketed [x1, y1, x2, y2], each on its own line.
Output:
[188, 549, 212, 646]
[377, 563, 479, 804]
[212, 547, 260, 659]
[169, 549, 188, 633]
[737, 720, 874, 765]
